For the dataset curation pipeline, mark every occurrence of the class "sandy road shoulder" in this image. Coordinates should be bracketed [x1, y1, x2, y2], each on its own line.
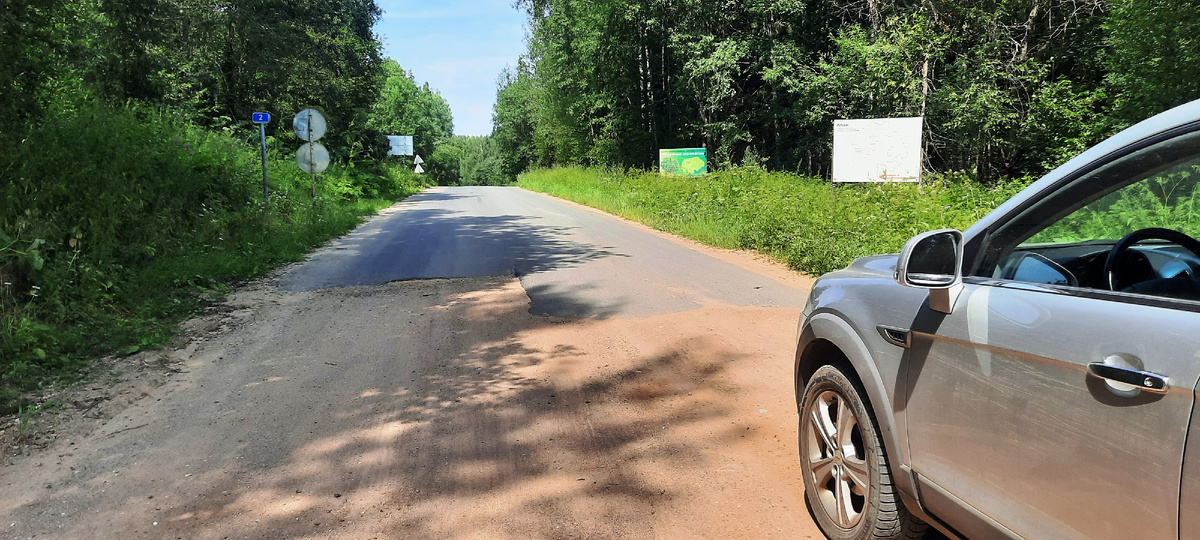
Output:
[0, 208, 824, 538]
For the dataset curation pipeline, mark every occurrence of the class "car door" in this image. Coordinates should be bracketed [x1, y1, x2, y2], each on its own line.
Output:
[903, 129, 1200, 539]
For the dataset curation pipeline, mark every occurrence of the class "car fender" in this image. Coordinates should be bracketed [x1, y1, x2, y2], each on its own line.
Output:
[797, 311, 919, 503]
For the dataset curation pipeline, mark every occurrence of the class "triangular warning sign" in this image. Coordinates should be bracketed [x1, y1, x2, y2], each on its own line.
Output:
[414, 164, 425, 174]
[413, 154, 425, 164]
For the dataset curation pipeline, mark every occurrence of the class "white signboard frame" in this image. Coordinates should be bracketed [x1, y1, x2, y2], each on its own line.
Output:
[387, 135, 414, 156]
[832, 117, 923, 183]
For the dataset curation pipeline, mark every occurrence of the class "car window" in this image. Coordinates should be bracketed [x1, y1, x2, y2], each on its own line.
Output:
[1025, 165, 1200, 245]
[976, 129, 1200, 301]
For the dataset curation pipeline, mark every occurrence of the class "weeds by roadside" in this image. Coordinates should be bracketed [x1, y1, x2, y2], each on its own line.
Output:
[0, 98, 431, 413]
[16, 403, 31, 443]
[11, 400, 60, 444]
[519, 166, 1029, 275]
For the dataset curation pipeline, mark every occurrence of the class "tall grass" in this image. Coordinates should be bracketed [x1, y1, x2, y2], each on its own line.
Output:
[1031, 170, 1200, 244]
[519, 166, 1028, 275]
[0, 99, 429, 411]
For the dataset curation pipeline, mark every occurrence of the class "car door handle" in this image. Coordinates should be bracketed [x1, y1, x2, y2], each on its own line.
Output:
[1087, 363, 1170, 394]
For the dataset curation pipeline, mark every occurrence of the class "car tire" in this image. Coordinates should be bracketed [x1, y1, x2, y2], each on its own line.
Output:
[799, 364, 927, 540]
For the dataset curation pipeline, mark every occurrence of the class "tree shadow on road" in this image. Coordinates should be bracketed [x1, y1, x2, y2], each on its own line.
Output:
[137, 278, 774, 539]
[281, 208, 629, 299]
[399, 190, 474, 204]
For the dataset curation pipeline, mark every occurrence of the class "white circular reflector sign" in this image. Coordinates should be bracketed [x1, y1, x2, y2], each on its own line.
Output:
[296, 142, 330, 174]
[292, 109, 327, 142]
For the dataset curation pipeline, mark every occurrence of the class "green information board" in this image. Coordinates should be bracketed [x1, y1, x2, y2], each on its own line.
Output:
[659, 148, 707, 176]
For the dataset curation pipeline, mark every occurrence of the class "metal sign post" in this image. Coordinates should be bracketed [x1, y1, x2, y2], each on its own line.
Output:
[292, 109, 329, 201]
[252, 112, 271, 202]
[308, 128, 315, 198]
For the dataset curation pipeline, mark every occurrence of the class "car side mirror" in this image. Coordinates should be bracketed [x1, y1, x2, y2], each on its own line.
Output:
[896, 229, 964, 314]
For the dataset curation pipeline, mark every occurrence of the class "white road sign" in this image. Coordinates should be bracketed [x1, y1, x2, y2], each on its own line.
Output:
[413, 154, 424, 164]
[293, 109, 327, 142]
[387, 135, 414, 156]
[832, 117, 922, 183]
[414, 164, 424, 174]
[296, 142, 330, 174]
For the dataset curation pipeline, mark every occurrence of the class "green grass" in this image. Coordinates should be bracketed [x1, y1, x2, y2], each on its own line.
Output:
[1030, 169, 1200, 244]
[0, 98, 430, 412]
[519, 166, 1029, 276]
[0, 195, 423, 413]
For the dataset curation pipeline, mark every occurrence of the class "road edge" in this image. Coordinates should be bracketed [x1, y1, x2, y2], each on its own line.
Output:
[518, 187, 816, 294]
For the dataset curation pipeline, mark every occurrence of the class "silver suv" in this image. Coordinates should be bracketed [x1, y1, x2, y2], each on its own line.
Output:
[795, 99, 1200, 540]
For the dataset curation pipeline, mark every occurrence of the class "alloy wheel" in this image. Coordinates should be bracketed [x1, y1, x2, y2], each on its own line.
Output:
[805, 390, 870, 528]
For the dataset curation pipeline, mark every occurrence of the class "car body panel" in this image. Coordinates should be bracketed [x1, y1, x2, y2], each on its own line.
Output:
[1179, 377, 1200, 540]
[905, 282, 1200, 539]
[797, 256, 927, 499]
[916, 478, 1020, 540]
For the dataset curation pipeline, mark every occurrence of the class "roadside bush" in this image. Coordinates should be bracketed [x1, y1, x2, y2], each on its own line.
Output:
[0, 99, 429, 411]
[519, 166, 1028, 275]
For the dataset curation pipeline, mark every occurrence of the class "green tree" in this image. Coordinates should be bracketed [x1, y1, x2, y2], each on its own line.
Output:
[0, 0, 94, 137]
[369, 59, 454, 157]
[1106, 0, 1200, 126]
[427, 136, 505, 186]
[502, 0, 1115, 180]
[492, 64, 539, 178]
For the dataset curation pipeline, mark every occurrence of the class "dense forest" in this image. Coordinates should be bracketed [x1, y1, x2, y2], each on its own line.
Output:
[493, 0, 1200, 180]
[429, 136, 506, 186]
[0, 0, 475, 407]
[0, 0, 459, 160]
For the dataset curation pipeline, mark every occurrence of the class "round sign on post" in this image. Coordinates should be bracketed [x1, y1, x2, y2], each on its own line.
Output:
[292, 109, 327, 142]
[296, 143, 330, 174]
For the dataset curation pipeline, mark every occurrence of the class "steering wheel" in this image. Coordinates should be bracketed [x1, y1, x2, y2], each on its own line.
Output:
[1104, 227, 1200, 291]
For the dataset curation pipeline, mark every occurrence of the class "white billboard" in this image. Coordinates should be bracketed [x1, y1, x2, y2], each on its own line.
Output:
[387, 135, 414, 156]
[832, 117, 922, 183]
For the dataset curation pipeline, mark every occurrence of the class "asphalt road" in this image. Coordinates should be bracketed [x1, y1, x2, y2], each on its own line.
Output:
[0, 186, 821, 539]
[280, 186, 807, 317]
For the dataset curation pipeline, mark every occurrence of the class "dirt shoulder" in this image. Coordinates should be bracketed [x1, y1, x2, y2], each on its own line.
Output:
[0, 237, 822, 540]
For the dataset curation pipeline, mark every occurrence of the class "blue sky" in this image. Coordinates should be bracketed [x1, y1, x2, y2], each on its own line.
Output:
[375, 0, 528, 136]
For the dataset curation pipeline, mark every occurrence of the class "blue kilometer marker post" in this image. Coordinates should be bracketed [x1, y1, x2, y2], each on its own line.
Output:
[252, 112, 271, 202]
